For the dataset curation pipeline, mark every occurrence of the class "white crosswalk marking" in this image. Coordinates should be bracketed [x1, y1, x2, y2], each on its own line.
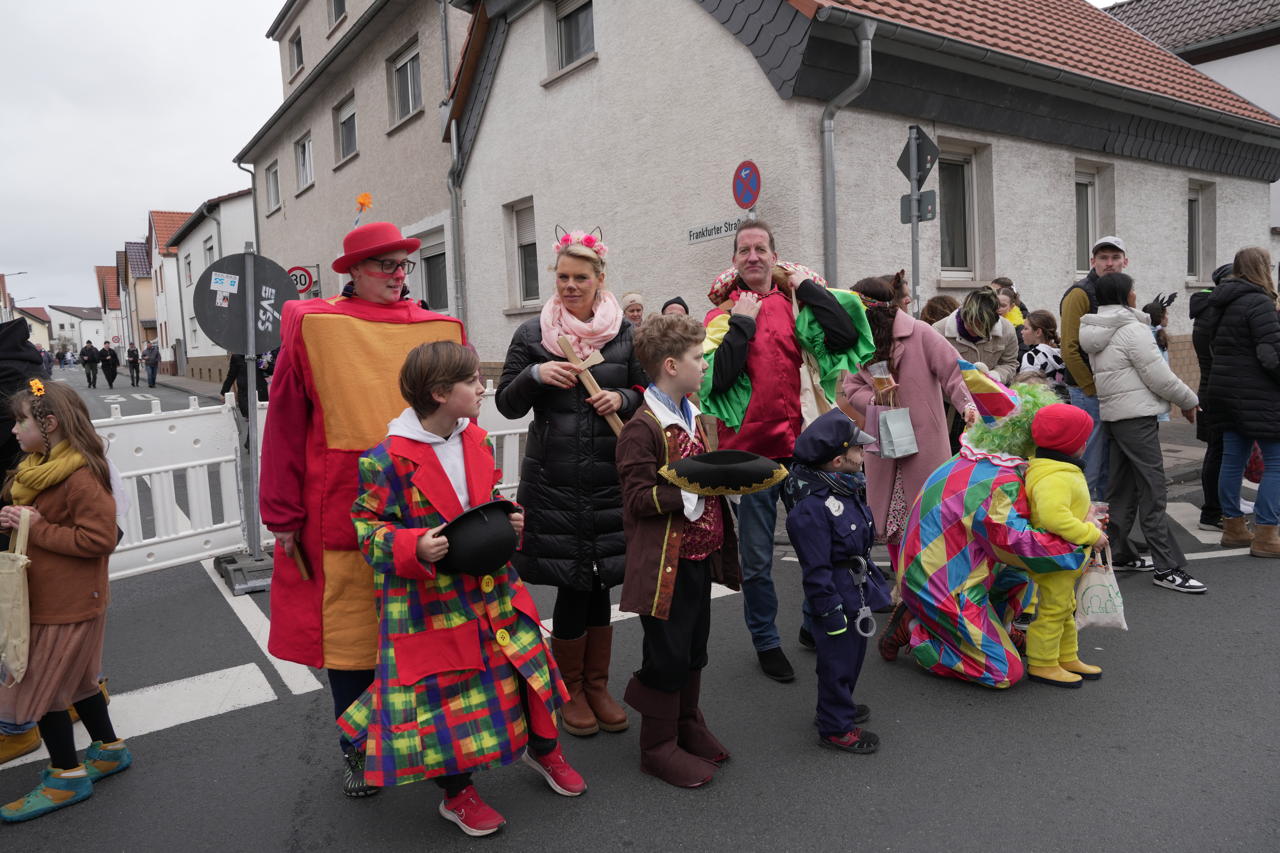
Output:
[1166, 501, 1222, 546]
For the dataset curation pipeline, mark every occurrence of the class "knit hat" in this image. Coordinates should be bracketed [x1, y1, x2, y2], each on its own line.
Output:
[660, 296, 689, 315]
[620, 292, 644, 310]
[1031, 404, 1094, 455]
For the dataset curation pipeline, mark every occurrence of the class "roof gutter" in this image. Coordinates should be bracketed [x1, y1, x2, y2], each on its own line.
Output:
[1175, 20, 1280, 59]
[818, 13, 876, 287]
[820, 7, 1280, 144]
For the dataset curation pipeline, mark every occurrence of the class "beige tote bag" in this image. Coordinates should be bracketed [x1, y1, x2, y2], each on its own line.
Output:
[0, 508, 32, 688]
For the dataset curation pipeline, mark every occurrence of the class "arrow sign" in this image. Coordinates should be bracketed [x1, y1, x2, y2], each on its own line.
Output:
[900, 190, 938, 225]
[897, 125, 940, 186]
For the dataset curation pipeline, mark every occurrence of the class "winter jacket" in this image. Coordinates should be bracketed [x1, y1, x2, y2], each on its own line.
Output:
[0, 319, 47, 550]
[1025, 455, 1100, 548]
[495, 317, 647, 590]
[1060, 271, 1100, 393]
[79, 345, 99, 365]
[1191, 277, 1280, 441]
[142, 345, 161, 366]
[932, 312, 1020, 384]
[1078, 305, 1197, 422]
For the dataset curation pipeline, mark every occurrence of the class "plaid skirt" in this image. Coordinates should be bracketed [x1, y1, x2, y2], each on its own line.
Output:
[0, 614, 105, 730]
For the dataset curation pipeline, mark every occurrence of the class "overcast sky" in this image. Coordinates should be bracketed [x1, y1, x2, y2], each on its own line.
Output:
[0, 0, 1117, 309]
[0, 1, 280, 308]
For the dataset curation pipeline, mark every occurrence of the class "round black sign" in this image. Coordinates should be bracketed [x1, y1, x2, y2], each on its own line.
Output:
[193, 253, 300, 355]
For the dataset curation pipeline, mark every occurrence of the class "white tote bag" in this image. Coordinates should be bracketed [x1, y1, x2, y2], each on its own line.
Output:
[0, 509, 33, 688]
[1075, 546, 1127, 631]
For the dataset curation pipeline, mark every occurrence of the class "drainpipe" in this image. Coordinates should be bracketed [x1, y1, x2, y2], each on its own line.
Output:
[447, 118, 467, 327]
[820, 18, 876, 286]
[236, 162, 262, 263]
[439, 0, 453, 93]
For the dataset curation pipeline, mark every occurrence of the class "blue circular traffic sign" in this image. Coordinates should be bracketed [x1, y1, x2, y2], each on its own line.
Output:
[733, 160, 761, 209]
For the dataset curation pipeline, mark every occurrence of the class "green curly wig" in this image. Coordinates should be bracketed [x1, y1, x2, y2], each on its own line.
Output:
[965, 382, 1061, 460]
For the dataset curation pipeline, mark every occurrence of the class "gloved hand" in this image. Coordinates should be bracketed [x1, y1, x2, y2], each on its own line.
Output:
[818, 606, 848, 636]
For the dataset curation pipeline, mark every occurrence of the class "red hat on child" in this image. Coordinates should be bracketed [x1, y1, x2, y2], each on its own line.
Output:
[1031, 404, 1094, 455]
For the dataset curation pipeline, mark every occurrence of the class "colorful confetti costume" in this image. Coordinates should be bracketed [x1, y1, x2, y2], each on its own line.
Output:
[337, 428, 568, 785]
[897, 435, 1089, 688]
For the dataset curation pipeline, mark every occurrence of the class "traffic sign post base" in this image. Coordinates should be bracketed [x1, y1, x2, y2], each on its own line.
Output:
[215, 551, 273, 596]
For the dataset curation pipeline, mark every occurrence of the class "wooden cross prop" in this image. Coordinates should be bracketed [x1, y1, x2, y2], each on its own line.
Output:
[558, 335, 624, 436]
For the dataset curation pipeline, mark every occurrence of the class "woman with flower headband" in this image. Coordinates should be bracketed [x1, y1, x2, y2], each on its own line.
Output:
[0, 380, 126, 822]
[496, 229, 646, 738]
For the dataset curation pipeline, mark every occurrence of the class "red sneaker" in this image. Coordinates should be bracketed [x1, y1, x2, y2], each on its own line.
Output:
[438, 786, 506, 837]
[522, 744, 587, 796]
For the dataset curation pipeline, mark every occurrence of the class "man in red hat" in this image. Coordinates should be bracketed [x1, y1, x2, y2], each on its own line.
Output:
[260, 221, 464, 797]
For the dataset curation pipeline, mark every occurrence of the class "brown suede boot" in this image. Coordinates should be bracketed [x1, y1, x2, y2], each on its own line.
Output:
[1221, 516, 1253, 548]
[549, 635, 598, 736]
[677, 670, 729, 763]
[1250, 524, 1280, 558]
[583, 626, 628, 732]
[0, 727, 41, 764]
[623, 677, 716, 788]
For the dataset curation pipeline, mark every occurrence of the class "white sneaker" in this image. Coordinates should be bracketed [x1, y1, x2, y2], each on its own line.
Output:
[1152, 568, 1207, 594]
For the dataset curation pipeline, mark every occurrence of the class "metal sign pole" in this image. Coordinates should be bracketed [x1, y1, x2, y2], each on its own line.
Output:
[908, 125, 921, 318]
[243, 243, 263, 559]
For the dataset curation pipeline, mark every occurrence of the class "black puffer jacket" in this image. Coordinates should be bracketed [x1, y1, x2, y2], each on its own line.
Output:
[496, 318, 647, 590]
[0, 319, 45, 549]
[1192, 277, 1280, 441]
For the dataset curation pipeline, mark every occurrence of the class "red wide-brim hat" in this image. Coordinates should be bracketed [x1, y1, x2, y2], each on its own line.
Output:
[332, 222, 421, 273]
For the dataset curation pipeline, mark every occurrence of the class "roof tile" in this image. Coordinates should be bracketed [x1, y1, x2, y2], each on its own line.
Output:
[94, 266, 121, 311]
[125, 242, 150, 278]
[1107, 0, 1280, 52]
[149, 211, 193, 258]
[806, 0, 1280, 125]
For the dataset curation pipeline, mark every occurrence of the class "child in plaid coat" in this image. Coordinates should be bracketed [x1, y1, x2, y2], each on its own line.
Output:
[339, 342, 585, 838]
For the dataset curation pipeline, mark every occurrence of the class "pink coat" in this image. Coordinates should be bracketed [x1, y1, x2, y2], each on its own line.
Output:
[842, 311, 973, 537]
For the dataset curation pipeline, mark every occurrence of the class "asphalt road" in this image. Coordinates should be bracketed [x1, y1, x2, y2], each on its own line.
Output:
[2, 374, 1275, 851]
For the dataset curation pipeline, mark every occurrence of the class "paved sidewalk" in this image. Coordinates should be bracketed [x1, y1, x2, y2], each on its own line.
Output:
[155, 373, 223, 401]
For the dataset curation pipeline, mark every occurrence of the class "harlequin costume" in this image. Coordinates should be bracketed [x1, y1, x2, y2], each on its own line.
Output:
[892, 376, 1090, 688]
[616, 387, 741, 788]
[338, 411, 582, 834]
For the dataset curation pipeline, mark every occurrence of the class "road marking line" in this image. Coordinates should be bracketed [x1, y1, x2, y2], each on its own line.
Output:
[1185, 547, 1249, 561]
[8, 664, 278, 768]
[1167, 501, 1223, 546]
[539, 584, 739, 635]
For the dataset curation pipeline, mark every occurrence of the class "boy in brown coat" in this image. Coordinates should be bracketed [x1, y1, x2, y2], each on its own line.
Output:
[616, 314, 740, 788]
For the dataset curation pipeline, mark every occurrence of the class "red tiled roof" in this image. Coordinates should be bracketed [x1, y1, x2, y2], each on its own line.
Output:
[149, 211, 193, 258]
[17, 306, 50, 324]
[94, 266, 121, 311]
[798, 0, 1280, 126]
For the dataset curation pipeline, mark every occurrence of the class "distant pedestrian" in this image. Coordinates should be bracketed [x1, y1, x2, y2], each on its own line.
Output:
[141, 342, 160, 388]
[1019, 309, 1066, 384]
[0, 380, 129, 823]
[38, 347, 53, 379]
[79, 341, 99, 389]
[98, 345, 120, 390]
[1189, 264, 1233, 532]
[660, 296, 689, 316]
[621, 292, 645, 326]
[125, 344, 141, 387]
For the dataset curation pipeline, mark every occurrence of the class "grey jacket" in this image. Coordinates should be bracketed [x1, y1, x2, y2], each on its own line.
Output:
[1079, 306, 1197, 421]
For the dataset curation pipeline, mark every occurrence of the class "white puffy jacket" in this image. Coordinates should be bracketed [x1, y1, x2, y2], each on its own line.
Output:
[1078, 305, 1197, 422]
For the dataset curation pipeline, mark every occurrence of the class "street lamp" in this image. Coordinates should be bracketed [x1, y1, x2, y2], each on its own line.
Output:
[0, 272, 27, 277]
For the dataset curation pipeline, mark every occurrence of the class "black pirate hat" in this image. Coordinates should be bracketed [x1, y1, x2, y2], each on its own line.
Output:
[659, 450, 788, 497]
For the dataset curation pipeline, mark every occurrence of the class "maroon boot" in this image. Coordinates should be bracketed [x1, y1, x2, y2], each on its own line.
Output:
[677, 670, 729, 764]
[623, 677, 716, 788]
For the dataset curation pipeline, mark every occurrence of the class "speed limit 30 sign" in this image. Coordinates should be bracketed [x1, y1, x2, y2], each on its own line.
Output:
[287, 266, 314, 295]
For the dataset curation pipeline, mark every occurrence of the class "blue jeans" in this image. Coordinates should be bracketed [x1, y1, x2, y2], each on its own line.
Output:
[1220, 431, 1280, 526]
[1068, 385, 1109, 500]
[734, 481, 784, 652]
[145, 363, 158, 386]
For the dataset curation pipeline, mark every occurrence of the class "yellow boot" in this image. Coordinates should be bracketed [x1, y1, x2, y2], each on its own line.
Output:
[1060, 658, 1102, 680]
[1027, 664, 1083, 689]
[0, 728, 41, 765]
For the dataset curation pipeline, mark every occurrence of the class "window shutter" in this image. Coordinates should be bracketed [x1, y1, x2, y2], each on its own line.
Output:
[515, 206, 536, 246]
[556, 0, 590, 16]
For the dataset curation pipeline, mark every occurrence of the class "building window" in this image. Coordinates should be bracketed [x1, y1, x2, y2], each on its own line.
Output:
[335, 97, 357, 162]
[188, 316, 199, 345]
[184, 254, 193, 287]
[420, 249, 448, 311]
[391, 45, 422, 122]
[938, 157, 973, 274]
[557, 0, 594, 68]
[329, 0, 346, 25]
[203, 237, 215, 267]
[1187, 187, 1201, 279]
[1075, 173, 1097, 274]
[265, 161, 281, 210]
[295, 132, 314, 188]
[514, 203, 539, 303]
[289, 30, 304, 74]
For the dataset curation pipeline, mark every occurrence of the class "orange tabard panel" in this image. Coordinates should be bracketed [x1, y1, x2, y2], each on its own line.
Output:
[301, 314, 463, 452]
[321, 549, 379, 669]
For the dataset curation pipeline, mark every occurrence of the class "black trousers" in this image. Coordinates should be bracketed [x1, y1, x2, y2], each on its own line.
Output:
[551, 577, 612, 639]
[636, 557, 712, 693]
[1105, 416, 1186, 571]
[1200, 428, 1224, 521]
[328, 668, 375, 753]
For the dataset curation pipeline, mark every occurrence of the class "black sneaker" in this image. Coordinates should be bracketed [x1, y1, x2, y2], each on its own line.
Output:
[757, 647, 795, 682]
[342, 750, 380, 798]
[1152, 568, 1207, 594]
[798, 627, 816, 650]
[1198, 518, 1224, 532]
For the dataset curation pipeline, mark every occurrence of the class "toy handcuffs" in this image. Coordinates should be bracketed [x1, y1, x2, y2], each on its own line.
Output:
[835, 556, 878, 638]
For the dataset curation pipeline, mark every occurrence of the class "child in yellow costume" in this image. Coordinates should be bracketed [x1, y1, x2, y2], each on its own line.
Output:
[1024, 404, 1108, 688]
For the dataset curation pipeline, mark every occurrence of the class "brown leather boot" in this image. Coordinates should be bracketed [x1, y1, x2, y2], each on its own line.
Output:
[623, 677, 716, 788]
[549, 635, 598, 736]
[1250, 524, 1280, 558]
[583, 626, 629, 732]
[677, 670, 729, 763]
[1221, 516, 1253, 548]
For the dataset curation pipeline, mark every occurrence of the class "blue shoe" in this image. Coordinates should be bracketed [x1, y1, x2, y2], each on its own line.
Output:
[84, 741, 132, 782]
[0, 768, 93, 822]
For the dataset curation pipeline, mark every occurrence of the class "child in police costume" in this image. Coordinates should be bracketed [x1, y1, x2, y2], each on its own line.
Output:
[338, 341, 585, 838]
[616, 313, 742, 788]
[783, 409, 891, 753]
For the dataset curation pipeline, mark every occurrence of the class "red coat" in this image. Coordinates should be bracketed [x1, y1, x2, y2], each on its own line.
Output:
[260, 294, 464, 669]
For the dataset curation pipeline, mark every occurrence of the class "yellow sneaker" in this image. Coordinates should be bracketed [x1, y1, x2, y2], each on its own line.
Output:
[1060, 658, 1102, 680]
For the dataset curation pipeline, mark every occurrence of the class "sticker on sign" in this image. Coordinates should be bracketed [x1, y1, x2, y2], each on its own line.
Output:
[210, 272, 240, 294]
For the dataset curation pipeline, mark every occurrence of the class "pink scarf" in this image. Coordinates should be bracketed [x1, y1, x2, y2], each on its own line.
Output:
[540, 290, 623, 360]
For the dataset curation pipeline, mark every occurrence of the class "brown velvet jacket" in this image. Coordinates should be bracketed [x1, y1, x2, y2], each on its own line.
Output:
[616, 400, 740, 620]
[19, 467, 117, 624]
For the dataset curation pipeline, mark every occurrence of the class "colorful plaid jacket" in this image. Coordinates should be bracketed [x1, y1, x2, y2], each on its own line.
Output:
[337, 427, 568, 786]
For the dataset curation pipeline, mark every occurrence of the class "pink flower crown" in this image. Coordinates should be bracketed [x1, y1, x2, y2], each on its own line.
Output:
[552, 228, 608, 259]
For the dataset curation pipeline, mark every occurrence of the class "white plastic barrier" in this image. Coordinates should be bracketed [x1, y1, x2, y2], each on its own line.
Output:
[99, 381, 532, 579]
